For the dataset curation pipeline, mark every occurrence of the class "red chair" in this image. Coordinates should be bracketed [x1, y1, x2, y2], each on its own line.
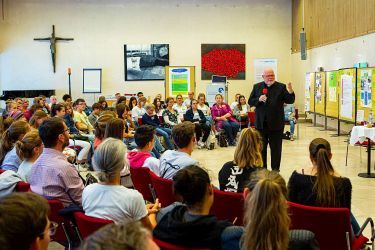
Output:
[15, 181, 30, 192]
[130, 167, 154, 202]
[47, 199, 71, 247]
[74, 212, 113, 239]
[138, 117, 143, 126]
[210, 189, 244, 225]
[248, 111, 255, 128]
[149, 171, 175, 207]
[0, 169, 5, 174]
[288, 201, 369, 250]
[153, 238, 210, 250]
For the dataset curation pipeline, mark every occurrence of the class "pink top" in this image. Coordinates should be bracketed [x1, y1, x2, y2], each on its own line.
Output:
[211, 103, 237, 130]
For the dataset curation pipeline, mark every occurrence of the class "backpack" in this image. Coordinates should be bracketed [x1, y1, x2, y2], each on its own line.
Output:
[217, 131, 228, 147]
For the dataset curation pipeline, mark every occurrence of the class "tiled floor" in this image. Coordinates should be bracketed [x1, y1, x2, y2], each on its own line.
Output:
[49, 123, 375, 249]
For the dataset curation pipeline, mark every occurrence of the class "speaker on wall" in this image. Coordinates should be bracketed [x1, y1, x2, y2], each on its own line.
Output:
[300, 28, 307, 60]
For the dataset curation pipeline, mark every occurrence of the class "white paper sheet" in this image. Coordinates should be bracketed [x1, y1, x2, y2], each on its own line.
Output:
[340, 74, 353, 119]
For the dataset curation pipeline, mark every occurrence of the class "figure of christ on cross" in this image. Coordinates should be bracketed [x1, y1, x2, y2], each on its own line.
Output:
[34, 25, 74, 73]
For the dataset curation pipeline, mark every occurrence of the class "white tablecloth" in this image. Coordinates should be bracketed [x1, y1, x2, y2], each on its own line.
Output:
[350, 126, 375, 145]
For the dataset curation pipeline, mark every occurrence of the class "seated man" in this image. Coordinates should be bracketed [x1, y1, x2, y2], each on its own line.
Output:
[0, 192, 52, 250]
[284, 103, 296, 141]
[159, 122, 198, 179]
[73, 98, 94, 134]
[29, 117, 84, 206]
[127, 125, 160, 175]
[88, 102, 103, 126]
[142, 104, 174, 150]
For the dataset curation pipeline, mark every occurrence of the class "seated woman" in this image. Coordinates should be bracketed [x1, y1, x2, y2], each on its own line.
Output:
[239, 170, 319, 250]
[287, 138, 359, 233]
[0, 121, 30, 172]
[16, 131, 43, 182]
[131, 97, 147, 125]
[116, 103, 136, 150]
[29, 110, 48, 130]
[93, 113, 116, 149]
[219, 128, 263, 193]
[233, 95, 250, 129]
[53, 104, 92, 166]
[173, 94, 187, 121]
[82, 138, 160, 229]
[211, 94, 240, 146]
[162, 97, 181, 129]
[284, 103, 296, 141]
[128, 96, 137, 116]
[153, 97, 164, 117]
[153, 165, 236, 250]
[185, 99, 210, 149]
[142, 104, 174, 150]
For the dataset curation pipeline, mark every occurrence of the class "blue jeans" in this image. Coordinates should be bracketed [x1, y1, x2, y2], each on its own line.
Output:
[156, 127, 174, 150]
[285, 116, 295, 135]
[221, 121, 240, 144]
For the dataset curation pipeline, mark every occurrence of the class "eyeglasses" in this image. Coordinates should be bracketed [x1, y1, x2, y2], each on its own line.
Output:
[39, 221, 58, 238]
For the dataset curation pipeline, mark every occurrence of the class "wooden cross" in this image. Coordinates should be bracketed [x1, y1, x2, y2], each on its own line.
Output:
[34, 25, 74, 73]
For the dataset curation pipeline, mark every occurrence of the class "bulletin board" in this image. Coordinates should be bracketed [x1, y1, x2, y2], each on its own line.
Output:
[338, 68, 357, 123]
[325, 70, 340, 118]
[307, 72, 315, 113]
[165, 66, 195, 98]
[314, 72, 326, 115]
[356, 67, 375, 122]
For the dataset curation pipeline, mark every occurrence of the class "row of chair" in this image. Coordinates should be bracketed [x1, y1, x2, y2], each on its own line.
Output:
[0, 169, 30, 192]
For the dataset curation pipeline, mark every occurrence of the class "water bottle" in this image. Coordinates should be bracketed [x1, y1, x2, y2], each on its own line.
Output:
[369, 111, 373, 125]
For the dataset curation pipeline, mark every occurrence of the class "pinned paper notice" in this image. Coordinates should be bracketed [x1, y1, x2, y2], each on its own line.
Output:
[356, 110, 364, 122]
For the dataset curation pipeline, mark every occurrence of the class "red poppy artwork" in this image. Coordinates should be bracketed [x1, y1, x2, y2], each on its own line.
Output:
[201, 44, 246, 80]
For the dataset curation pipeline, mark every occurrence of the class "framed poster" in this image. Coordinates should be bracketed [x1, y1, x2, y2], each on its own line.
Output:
[165, 66, 195, 99]
[201, 44, 245, 80]
[83, 68, 101, 93]
[124, 44, 169, 81]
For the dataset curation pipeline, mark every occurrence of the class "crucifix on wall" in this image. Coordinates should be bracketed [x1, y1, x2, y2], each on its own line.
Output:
[34, 25, 74, 73]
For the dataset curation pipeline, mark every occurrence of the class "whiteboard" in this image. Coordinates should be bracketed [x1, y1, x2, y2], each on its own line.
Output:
[83, 69, 102, 93]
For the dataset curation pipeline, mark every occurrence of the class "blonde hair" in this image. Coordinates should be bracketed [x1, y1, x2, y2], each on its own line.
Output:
[233, 128, 263, 168]
[242, 170, 289, 250]
[15, 131, 42, 160]
[29, 111, 48, 129]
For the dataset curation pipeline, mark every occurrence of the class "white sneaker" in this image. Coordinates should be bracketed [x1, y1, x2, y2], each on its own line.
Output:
[198, 141, 206, 149]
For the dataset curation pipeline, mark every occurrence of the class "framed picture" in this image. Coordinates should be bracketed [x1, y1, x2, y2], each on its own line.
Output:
[124, 44, 169, 81]
[165, 66, 195, 99]
[201, 44, 246, 80]
[83, 68, 102, 93]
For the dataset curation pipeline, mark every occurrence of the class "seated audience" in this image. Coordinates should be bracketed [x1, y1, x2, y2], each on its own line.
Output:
[16, 131, 43, 182]
[0, 116, 14, 134]
[88, 102, 103, 126]
[49, 95, 58, 108]
[29, 117, 84, 206]
[5, 100, 18, 118]
[211, 94, 240, 146]
[173, 94, 187, 120]
[287, 138, 359, 233]
[162, 97, 181, 129]
[153, 165, 235, 249]
[219, 128, 263, 193]
[116, 103, 136, 149]
[155, 93, 166, 108]
[35, 95, 50, 114]
[159, 122, 198, 179]
[0, 120, 30, 171]
[82, 138, 160, 228]
[127, 125, 160, 174]
[112, 93, 121, 107]
[79, 221, 160, 250]
[14, 97, 24, 111]
[21, 98, 29, 113]
[284, 103, 296, 141]
[183, 91, 194, 108]
[233, 95, 250, 128]
[230, 93, 241, 110]
[73, 98, 94, 134]
[29, 110, 48, 130]
[104, 118, 125, 141]
[132, 96, 147, 124]
[153, 97, 164, 116]
[142, 104, 174, 150]
[9, 110, 27, 122]
[53, 104, 92, 165]
[62, 94, 72, 104]
[24, 103, 43, 121]
[185, 99, 210, 148]
[116, 96, 127, 106]
[137, 91, 144, 99]
[64, 102, 81, 134]
[93, 113, 116, 149]
[238, 170, 319, 250]
[0, 192, 53, 250]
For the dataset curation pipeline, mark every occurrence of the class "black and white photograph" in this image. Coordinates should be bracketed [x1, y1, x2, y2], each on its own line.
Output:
[124, 44, 169, 81]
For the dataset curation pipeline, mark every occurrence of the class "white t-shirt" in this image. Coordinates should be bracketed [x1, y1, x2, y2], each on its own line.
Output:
[230, 101, 238, 110]
[131, 106, 146, 121]
[197, 104, 210, 116]
[241, 104, 248, 114]
[17, 160, 33, 182]
[82, 184, 148, 223]
[159, 150, 198, 180]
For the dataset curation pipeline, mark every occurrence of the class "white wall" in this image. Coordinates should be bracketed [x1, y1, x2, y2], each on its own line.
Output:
[291, 32, 375, 111]
[0, 0, 292, 105]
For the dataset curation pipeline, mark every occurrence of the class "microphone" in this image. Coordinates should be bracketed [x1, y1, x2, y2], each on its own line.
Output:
[262, 88, 268, 96]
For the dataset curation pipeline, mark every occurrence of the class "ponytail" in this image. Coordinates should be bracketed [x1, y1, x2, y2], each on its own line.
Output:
[15, 131, 42, 161]
[0, 121, 30, 164]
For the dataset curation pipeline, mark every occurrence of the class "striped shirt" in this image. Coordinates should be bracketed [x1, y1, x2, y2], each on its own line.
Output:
[29, 148, 84, 207]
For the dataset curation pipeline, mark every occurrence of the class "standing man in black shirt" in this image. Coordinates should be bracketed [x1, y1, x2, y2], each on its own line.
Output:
[249, 68, 295, 171]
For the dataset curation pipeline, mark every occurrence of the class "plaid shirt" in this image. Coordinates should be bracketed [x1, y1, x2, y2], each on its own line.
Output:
[29, 148, 84, 207]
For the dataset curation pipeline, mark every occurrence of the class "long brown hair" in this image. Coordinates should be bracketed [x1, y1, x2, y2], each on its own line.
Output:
[29, 110, 48, 129]
[94, 114, 115, 140]
[233, 128, 263, 168]
[104, 118, 124, 140]
[242, 170, 289, 250]
[15, 131, 42, 161]
[236, 95, 246, 111]
[0, 121, 30, 164]
[309, 138, 336, 207]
